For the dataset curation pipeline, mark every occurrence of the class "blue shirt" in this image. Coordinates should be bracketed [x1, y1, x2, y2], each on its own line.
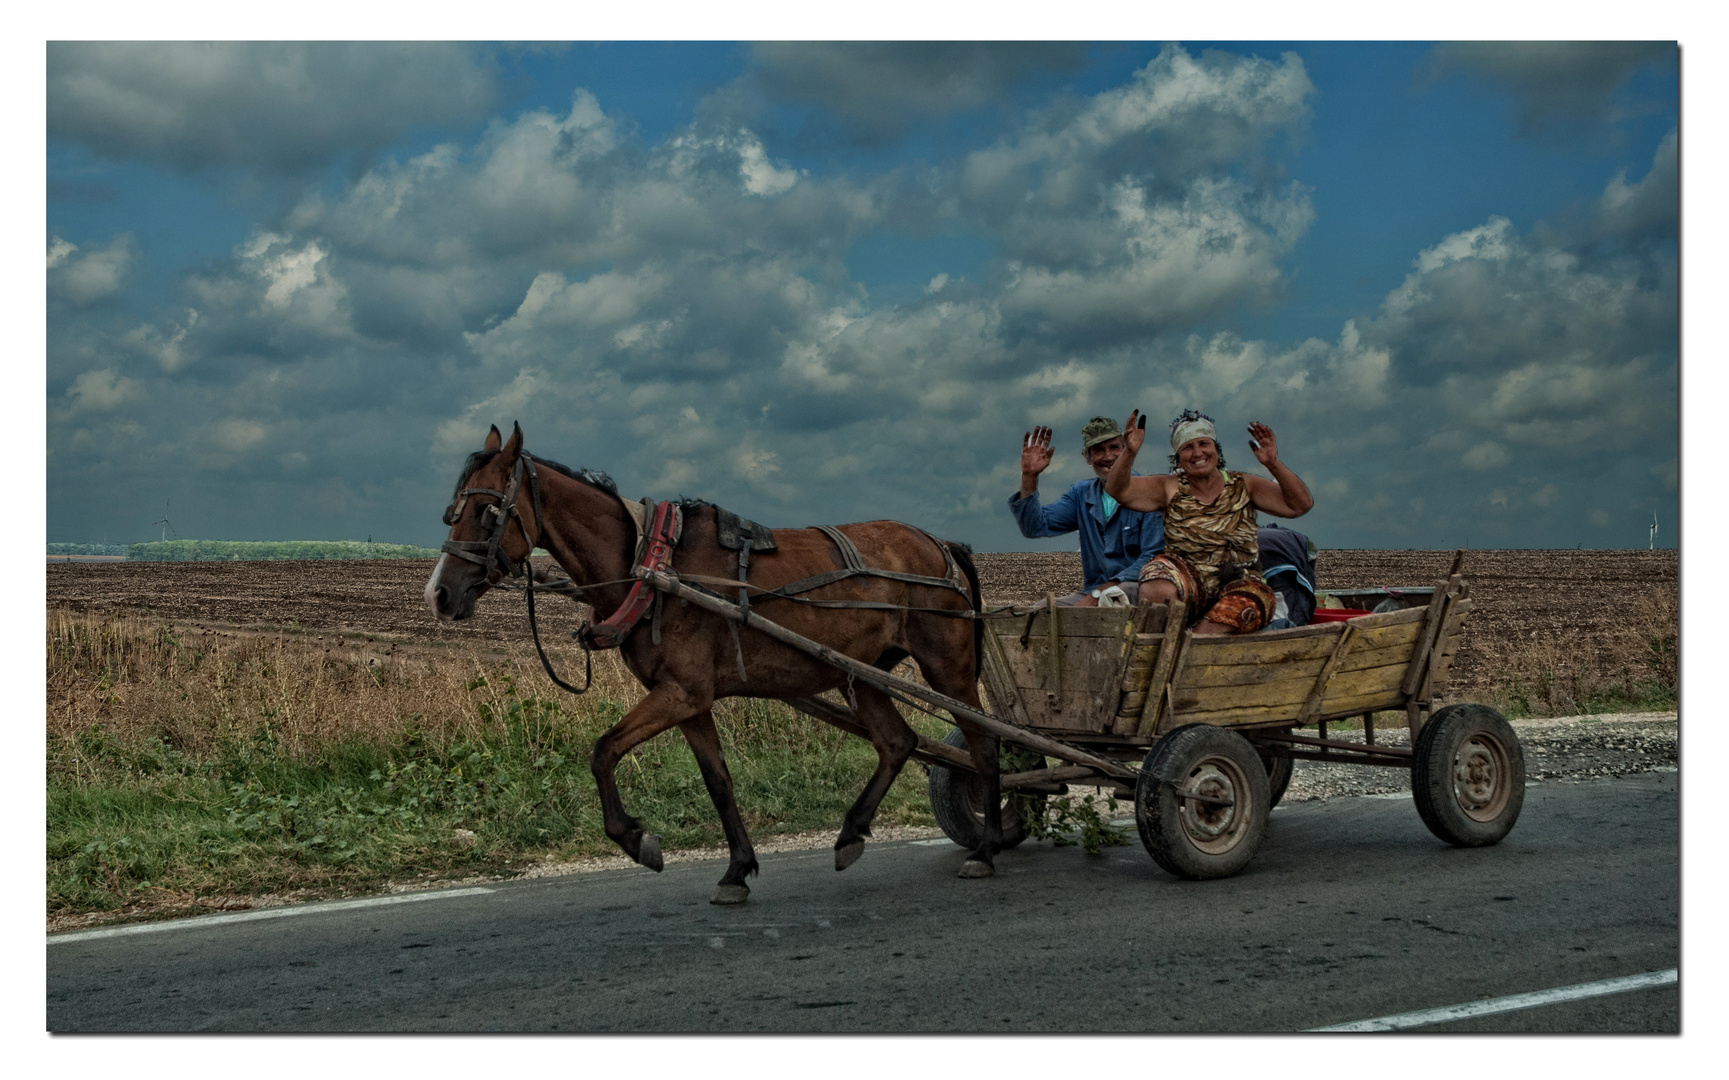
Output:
[1008, 476, 1164, 592]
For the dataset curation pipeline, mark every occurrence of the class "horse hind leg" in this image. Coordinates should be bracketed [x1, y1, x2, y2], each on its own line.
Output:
[952, 724, 1002, 878]
[833, 684, 919, 872]
[914, 644, 1002, 878]
[679, 709, 760, 905]
[590, 686, 704, 873]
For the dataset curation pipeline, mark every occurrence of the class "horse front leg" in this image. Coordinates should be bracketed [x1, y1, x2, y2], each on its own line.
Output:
[678, 709, 760, 905]
[590, 685, 704, 872]
[833, 685, 919, 872]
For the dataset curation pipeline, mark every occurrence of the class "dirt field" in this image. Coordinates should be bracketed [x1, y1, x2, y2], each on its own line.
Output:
[46, 548, 1676, 700]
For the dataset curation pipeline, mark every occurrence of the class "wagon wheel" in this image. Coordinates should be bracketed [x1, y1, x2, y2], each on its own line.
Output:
[1411, 703, 1525, 846]
[1135, 724, 1270, 880]
[1257, 728, 1294, 809]
[927, 727, 1047, 850]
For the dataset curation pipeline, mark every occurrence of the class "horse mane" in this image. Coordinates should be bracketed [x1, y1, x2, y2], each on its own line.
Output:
[451, 449, 619, 502]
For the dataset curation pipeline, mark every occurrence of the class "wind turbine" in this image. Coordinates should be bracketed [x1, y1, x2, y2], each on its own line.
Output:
[1649, 511, 1658, 550]
[151, 500, 179, 543]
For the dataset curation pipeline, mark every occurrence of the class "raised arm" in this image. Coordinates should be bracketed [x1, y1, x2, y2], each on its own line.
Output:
[1104, 409, 1175, 512]
[1243, 421, 1313, 518]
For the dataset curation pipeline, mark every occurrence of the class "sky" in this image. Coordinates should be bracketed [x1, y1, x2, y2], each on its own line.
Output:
[45, 40, 1680, 552]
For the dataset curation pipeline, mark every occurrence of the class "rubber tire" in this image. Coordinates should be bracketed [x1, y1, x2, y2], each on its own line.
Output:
[1412, 703, 1525, 847]
[1135, 724, 1270, 880]
[1257, 729, 1294, 809]
[927, 727, 1044, 851]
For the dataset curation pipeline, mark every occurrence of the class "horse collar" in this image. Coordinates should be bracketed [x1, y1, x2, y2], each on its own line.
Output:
[580, 499, 683, 650]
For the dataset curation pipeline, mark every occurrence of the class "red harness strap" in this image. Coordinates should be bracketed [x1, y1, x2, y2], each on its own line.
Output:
[581, 500, 681, 650]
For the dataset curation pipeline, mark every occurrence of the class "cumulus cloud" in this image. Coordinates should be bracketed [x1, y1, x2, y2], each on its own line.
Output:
[63, 369, 141, 414]
[44, 44, 1674, 552]
[48, 42, 500, 173]
[1588, 127, 1678, 245]
[48, 233, 137, 305]
[1426, 41, 1674, 141]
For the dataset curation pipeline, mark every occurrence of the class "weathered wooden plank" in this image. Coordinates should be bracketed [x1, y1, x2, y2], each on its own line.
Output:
[978, 622, 1028, 725]
[1152, 625, 1197, 737]
[1172, 660, 1413, 714]
[1178, 612, 1427, 668]
[1178, 687, 1415, 728]
[1132, 602, 1185, 738]
[1114, 639, 1165, 724]
[1298, 622, 1359, 724]
[1418, 584, 1461, 703]
[1403, 574, 1461, 696]
[1105, 609, 1150, 713]
[1178, 637, 1431, 689]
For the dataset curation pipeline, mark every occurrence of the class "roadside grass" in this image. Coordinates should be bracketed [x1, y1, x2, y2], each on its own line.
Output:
[48, 611, 945, 922]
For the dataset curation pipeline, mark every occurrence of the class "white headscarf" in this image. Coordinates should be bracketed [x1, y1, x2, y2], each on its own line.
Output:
[1169, 411, 1217, 452]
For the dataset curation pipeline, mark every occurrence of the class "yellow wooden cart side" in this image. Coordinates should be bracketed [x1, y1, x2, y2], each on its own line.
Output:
[980, 574, 1472, 745]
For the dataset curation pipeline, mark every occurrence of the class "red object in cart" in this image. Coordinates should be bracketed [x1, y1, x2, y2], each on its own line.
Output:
[1310, 607, 1376, 623]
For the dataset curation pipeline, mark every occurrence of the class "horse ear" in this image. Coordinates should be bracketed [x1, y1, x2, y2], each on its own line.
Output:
[501, 422, 523, 463]
[484, 425, 502, 452]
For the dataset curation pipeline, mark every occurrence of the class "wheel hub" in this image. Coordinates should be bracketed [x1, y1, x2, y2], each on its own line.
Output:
[1179, 757, 1251, 854]
[1453, 732, 1511, 821]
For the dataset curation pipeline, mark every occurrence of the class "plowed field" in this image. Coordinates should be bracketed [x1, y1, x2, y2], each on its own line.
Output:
[46, 549, 1676, 699]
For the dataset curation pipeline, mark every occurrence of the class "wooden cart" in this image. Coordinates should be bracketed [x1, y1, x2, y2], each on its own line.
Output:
[640, 560, 1523, 880]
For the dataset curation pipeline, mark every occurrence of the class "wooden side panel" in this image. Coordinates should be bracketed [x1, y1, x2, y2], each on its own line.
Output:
[1176, 607, 1427, 669]
[1173, 660, 1410, 714]
[984, 608, 1142, 733]
[1178, 688, 1413, 727]
[978, 623, 1029, 725]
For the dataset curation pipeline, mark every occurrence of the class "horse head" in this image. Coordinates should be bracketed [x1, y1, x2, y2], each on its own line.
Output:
[425, 422, 539, 621]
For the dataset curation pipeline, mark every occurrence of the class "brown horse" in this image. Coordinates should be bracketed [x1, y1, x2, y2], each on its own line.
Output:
[424, 423, 1005, 903]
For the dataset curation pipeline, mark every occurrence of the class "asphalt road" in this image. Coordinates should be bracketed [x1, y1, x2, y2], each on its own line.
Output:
[48, 772, 1678, 1033]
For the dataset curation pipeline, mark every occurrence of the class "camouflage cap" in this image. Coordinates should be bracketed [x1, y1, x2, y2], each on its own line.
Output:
[1081, 416, 1123, 450]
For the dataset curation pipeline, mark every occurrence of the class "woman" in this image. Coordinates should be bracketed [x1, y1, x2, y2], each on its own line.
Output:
[1104, 408, 1313, 634]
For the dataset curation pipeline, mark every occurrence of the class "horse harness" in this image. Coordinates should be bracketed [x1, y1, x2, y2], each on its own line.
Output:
[440, 462, 976, 691]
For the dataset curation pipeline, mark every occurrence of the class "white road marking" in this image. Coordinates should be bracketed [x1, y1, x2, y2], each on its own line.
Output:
[1308, 968, 1677, 1031]
[48, 887, 496, 946]
[912, 838, 955, 846]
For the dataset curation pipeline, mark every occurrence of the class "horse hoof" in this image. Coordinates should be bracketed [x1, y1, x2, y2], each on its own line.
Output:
[638, 833, 663, 872]
[710, 884, 750, 905]
[834, 839, 865, 871]
[957, 859, 995, 879]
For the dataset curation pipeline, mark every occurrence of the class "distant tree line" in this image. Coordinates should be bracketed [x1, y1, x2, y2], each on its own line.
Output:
[119, 540, 443, 561]
[48, 543, 131, 557]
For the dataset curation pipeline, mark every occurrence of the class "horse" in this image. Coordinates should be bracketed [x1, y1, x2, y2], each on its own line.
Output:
[424, 423, 1006, 904]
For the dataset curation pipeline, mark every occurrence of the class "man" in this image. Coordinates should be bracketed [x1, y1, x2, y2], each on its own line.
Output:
[1009, 416, 1164, 607]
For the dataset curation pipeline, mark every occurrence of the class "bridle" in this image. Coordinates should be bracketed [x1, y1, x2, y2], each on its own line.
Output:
[441, 454, 538, 584]
[439, 453, 595, 694]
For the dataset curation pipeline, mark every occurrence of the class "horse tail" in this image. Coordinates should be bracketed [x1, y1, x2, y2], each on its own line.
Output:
[946, 540, 985, 682]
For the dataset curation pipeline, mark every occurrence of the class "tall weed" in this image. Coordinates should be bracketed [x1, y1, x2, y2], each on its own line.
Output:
[47, 610, 943, 919]
[1488, 592, 1678, 717]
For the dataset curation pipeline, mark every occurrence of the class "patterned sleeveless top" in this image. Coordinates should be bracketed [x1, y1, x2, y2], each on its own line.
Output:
[1164, 470, 1264, 597]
